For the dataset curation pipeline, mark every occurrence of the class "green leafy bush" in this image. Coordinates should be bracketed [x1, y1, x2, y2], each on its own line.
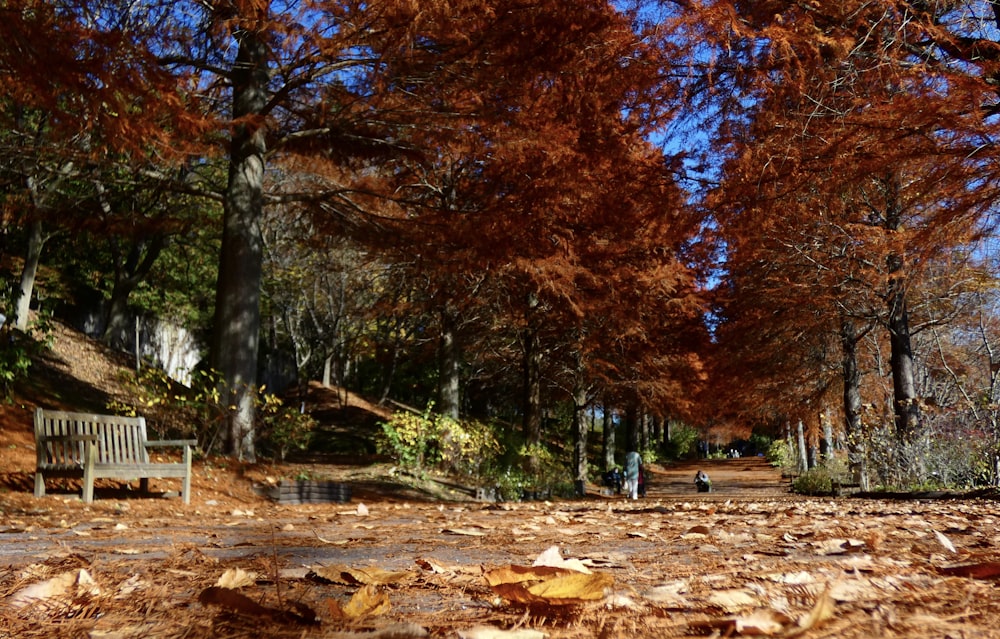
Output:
[766, 439, 792, 469]
[791, 466, 834, 495]
[256, 393, 317, 462]
[664, 424, 699, 459]
[377, 404, 502, 485]
[107, 367, 225, 443]
[108, 367, 315, 459]
[0, 308, 53, 400]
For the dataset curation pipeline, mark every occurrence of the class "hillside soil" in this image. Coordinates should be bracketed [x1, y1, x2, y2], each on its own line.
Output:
[1, 321, 1000, 638]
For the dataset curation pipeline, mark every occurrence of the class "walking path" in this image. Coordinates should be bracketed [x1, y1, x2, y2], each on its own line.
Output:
[644, 456, 790, 499]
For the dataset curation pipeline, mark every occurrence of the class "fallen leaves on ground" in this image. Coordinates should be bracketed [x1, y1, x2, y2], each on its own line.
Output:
[3, 464, 1000, 638]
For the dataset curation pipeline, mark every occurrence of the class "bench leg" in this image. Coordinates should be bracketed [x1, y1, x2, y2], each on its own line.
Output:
[82, 441, 96, 503]
[34, 473, 45, 498]
[182, 445, 192, 505]
[140, 478, 150, 494]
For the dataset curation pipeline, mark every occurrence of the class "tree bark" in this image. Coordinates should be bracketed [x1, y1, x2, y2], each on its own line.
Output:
[571, 357, 588, 496]
[438, 309, 461, 421]
[602, 403, 616, 471]
[840, 319, 863, 438]
[211, 26, 269, 462]
[14, 219, 44, 330]
[796, 419, 808, 473]
[625, 403, 640, 452]
[887, 273, 920, 436]
[521, 292, 543, 474]
[882, 173, 920, 438]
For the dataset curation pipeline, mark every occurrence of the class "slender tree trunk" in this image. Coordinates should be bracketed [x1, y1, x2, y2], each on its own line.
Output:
[840, 317, 870, 487]
[821, 411, 833, 460]
[625, 403, 640, 452]
[211, 26, 269, 462]
[438, 309, 461, 421]
[796, 419, 808, 473]
[14, 219, 44, 330]
[602, 403, 615, 471]
[841, 319, 863, 437]
[571, 356, 588, 496]
[882, 173, 920, 438]
[887, 274, 919, 436]
[521, 292, 543, 476]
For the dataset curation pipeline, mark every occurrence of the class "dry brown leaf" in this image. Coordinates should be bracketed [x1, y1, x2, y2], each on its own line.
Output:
[331, 623, 428, 639]
[708, 589, 758, 612]
[814, 538, 865, 555]
[415, 558, 451, 573]
[490, 571, 612, 605]
[785, 589, 835, 637]
[933, 530, 957, 554]
[736, 609, 793, 635]
[643, 580, 690, 606]
[442, 527, 487, 536]
[198, 586, 318, 625]
[483, 565, 571, 587]
[532, 546, 591, 574]
[938, 561, 1000, 579]
[343, 584, 391, 619]
[310, 565, 415, 586]
[9, 568, 100, 608]
[692, 608, 794, 637]
[216, 568, 257, 589]
[457, 627, 547, 639]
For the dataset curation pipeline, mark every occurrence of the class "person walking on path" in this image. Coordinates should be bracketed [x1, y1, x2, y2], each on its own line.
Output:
[624, 450, 642, 499]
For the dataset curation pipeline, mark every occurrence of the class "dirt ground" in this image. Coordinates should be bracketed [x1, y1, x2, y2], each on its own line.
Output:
[3, 451, 1000, 638]
[3, 323, 1000, 638]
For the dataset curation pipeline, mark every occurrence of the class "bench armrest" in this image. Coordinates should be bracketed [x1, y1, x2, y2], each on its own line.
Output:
[145, 439, 198, 448]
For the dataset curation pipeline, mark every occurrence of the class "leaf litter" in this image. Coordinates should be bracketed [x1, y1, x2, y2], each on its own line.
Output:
[3, 473, 1000, 638]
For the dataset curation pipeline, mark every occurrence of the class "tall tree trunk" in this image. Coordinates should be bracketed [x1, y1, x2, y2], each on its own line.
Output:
[438, 309, 461, 421]
[211, 27, 269, 462]
[820, 410, 833, 460]
[840, 318, 869, 488]
[882, 173, 920, 438]
[14, 219, 44, 330]
[571, 354, 588, 496]
[602, 403, 615, 471]
[625, 404, 639, 452]
[841, 319, 863, 438]
[796, 419, 808, 473]
[521, 292, 543, 475]
[887, 273, 919, 436]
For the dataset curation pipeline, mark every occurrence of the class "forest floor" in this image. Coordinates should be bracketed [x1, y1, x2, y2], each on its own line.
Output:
[1, 320, 1000, 638]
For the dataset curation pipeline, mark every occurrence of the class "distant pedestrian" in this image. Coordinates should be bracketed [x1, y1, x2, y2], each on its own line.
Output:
[638, 460, 646, 497]
[624, 451, 642, 499]
[695, 469, 712, 493]
[603, 467, 622, 495]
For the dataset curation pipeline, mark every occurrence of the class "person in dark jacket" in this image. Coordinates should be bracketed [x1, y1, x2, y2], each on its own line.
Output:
[695, 469, 712, 493]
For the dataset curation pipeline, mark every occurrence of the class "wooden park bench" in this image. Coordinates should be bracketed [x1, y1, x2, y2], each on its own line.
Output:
[33, 408, 197, 504]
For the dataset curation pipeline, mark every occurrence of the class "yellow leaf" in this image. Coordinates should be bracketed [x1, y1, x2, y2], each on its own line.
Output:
[310, 564, 415, 586]
[526, 572, 612, 603]
[484, 565, 570, 587]
[786, 589, 835, 637]
[490, 571, 613, 605]
[343, 584, 391, 619]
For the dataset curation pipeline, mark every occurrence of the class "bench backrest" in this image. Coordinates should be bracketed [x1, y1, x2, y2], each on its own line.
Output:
[35, 408, 151, 468]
